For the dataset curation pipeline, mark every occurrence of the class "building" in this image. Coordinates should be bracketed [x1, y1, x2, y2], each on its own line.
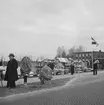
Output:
[71, 50, 104, 69]
[55, 58, 69, 63]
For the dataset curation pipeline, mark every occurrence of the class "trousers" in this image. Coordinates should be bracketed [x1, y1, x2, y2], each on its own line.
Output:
[24, 76, 27, 83]
[93, 69, 97, 75]
[7, 81, 16, 88]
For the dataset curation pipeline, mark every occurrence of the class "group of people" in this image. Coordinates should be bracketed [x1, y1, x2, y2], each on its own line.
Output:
[70, 60, 99, 76]
[4, 53, 53, 89]
[3, 53, 99, 89]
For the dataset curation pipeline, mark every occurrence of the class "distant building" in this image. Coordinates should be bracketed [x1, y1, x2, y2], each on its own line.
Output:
[55, 58, 69, 63]
[71, 50, 104, 69]
[55, 57, 71, 68]
[43, 59, 55, 63]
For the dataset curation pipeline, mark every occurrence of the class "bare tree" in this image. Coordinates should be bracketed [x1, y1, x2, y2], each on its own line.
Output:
[75, 45, 85, 52]
[67, 45, 85, 57]
[67, 46, 76, 57]
[56, 46, 67, 58]
[56, 47, 62, 57]
[36, 56, 45, 62]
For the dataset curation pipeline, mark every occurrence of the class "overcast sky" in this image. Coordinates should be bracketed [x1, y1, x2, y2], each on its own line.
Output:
[0, 0, 104, 60]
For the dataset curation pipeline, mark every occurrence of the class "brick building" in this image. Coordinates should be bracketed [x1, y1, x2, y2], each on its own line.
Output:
[71, 50, 104, 69]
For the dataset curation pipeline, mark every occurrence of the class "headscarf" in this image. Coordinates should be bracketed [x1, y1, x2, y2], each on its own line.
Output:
[94, 60, 99, 64]
[39, 64, 53, 80]
[20, 56, 32, 76]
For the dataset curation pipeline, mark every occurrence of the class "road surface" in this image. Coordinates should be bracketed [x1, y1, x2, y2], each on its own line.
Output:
[1, 71, 104, 105]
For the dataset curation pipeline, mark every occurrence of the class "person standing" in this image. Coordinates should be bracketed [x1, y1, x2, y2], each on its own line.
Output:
[93, 60, 99, 75]
[4, 53, 18, 89]
[70, 62, 75, 75]
[39, 62, 53, 84]
[20, 56, 32, 86]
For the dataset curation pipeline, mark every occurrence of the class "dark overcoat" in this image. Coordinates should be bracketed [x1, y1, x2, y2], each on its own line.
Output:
[93, 63, 98, 70]
[4, 59, 18, 81]
[70, 64, 74, 74]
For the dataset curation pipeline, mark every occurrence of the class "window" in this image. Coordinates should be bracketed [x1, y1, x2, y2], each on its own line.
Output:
[97, 56, 100, 58]
[89, 53, 92, 57]
[79, 54, 81, 57]
[76, 54, 78, 57]
[82, 54, 85, 57]
[86, 54, 88, 57]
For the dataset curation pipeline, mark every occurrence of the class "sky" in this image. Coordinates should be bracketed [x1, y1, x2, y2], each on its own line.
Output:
[0, 0, 104, 60]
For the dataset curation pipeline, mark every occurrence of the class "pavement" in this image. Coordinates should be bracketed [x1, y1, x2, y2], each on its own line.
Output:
[1, 71, 104, 105]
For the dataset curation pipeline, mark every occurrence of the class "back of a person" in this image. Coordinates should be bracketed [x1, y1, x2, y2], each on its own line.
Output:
[41, 65, 52, 76]
[20, 56, 32, 76]
[39, 64, 52, 84]
[93, 60, 98, 75]
[93, 63, 97, 70]
[20, 56, 32, 86]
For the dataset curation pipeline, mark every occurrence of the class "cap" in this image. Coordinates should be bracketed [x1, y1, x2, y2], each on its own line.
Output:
[9, 53, 15, 57]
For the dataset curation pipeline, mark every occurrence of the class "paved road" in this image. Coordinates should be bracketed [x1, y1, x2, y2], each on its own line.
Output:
[1, 71, 104, 105]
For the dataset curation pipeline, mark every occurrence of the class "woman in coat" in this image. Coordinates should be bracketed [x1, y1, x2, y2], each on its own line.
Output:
[4, 53, 18, 88]
[39, 62, 52, 84]
[20, 56, 32, 86]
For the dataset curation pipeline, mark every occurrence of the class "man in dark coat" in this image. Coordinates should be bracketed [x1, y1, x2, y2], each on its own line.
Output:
[70, 62, 75, 75]
[93, 60, 99, 75]
[4, 53, 18, 88]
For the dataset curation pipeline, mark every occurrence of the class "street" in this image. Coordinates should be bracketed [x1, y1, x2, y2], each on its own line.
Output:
[1, 71, 104, 105]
